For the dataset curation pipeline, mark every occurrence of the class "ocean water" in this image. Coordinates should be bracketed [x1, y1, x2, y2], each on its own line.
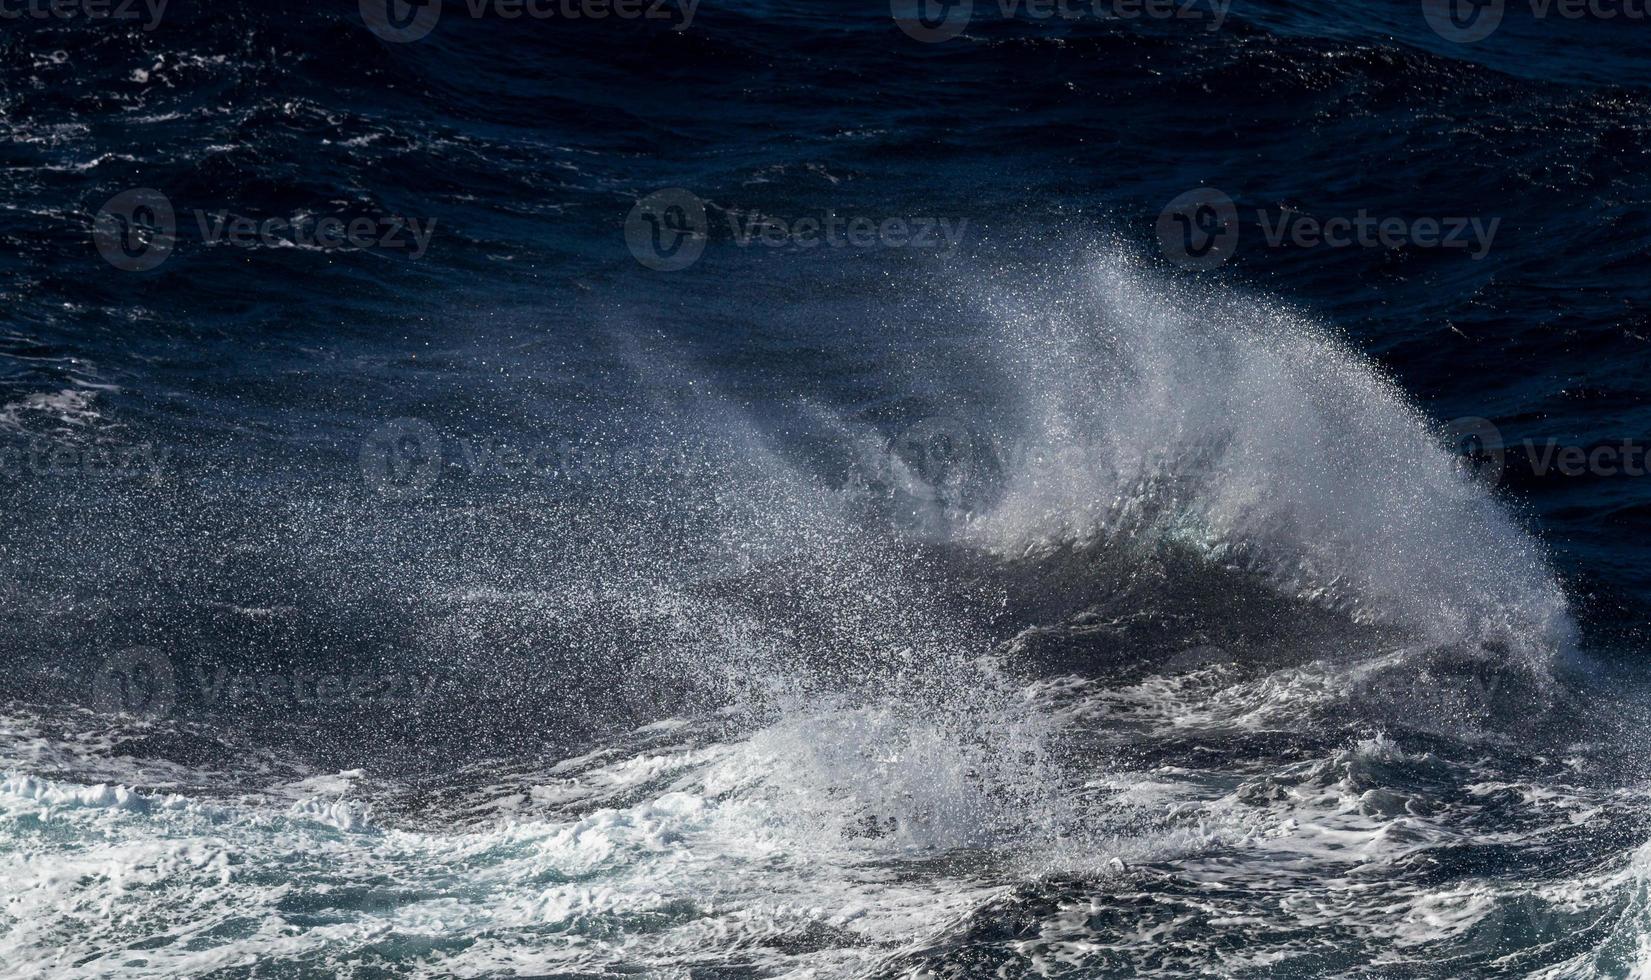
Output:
[3, 0, 1651, 976]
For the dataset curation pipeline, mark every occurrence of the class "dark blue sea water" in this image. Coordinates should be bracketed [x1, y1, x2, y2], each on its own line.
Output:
[2, 0, 1651, 975]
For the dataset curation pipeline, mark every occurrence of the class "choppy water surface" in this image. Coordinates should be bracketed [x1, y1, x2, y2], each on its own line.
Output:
[3, 1, 1651, 976]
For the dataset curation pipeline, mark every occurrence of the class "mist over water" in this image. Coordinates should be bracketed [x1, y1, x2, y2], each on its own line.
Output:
[4, 0, 1651, 974]
[8, 248, 1642, 976]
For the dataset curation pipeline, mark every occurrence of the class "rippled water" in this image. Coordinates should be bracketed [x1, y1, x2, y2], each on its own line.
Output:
[2, 0, 1650, 976]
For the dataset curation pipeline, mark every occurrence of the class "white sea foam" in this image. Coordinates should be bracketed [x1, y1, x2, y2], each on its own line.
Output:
[0, 703, 1064, 978]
